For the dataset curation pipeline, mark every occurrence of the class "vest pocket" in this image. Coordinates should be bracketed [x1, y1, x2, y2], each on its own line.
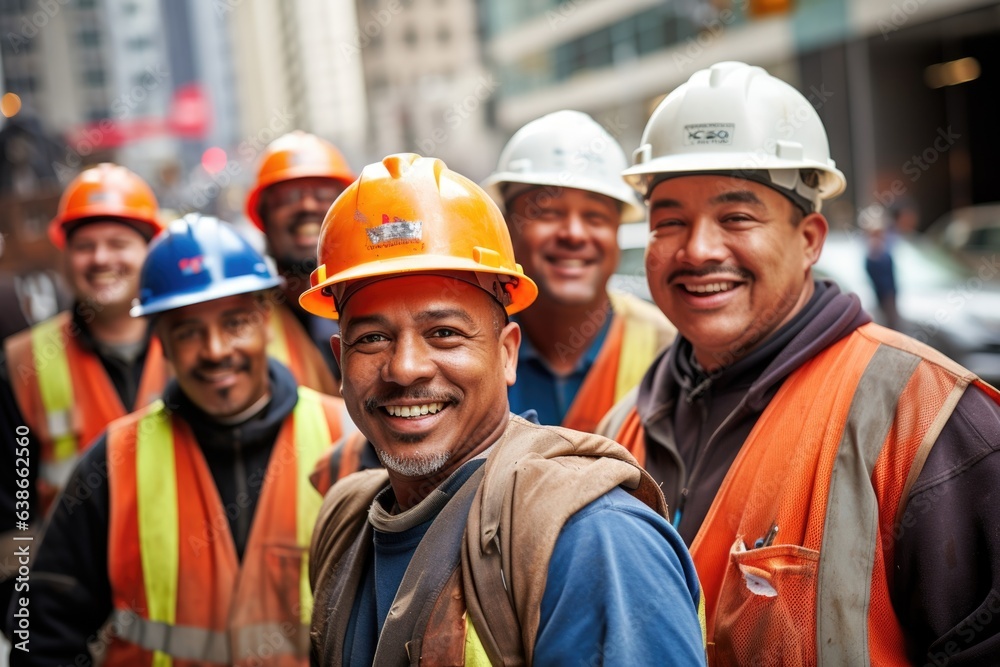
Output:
[713, 538, 819, 667]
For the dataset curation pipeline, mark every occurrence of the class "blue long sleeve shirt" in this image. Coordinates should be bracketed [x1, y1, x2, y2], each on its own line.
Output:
[344, 460, 705, 666]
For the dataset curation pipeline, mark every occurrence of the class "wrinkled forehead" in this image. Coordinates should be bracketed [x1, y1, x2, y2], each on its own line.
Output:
[339, 274, 497, 323]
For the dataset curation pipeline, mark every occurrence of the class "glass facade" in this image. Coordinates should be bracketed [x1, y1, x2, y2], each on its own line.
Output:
[497, 4, 744, 96]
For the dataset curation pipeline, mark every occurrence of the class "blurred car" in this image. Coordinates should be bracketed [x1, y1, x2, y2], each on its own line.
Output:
[925, 203, 1000, 270]
[609, 221, 653, 302]
[815, 230, 1000, 386]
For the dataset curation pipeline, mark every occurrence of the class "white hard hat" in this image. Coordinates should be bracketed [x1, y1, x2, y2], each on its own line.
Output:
[623, 61, 846, 213]
[482, 110, 644, 222]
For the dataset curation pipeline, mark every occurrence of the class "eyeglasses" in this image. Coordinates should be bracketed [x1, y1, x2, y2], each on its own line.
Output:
[267, 184, 342, 209]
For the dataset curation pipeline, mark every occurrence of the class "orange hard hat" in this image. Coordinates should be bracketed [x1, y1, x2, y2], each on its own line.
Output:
[49, 163, 161, 249]
[245, 130, 355, 231]
[300, 153, 538, 320]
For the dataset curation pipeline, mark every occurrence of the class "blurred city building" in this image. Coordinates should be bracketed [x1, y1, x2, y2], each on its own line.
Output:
[354, 0, 502, 179]
[482, 0, 1000, 228]
[226, 0, 368, 167]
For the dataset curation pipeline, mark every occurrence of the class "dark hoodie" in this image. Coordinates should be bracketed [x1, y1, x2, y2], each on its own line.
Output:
[634, 280, 1000, 664]
[5, 359, 300, 667]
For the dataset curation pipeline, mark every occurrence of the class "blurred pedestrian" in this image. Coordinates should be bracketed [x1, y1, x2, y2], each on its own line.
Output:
[303, 153, 705, 665]
[859, 204, 901, 330]
[246, 131, 355, 396]
[7, 215, 354, 666]
[600, 61, 1000, 663]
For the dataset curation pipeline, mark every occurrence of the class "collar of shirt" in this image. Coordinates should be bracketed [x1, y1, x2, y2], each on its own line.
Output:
[515, 309, 613, 376]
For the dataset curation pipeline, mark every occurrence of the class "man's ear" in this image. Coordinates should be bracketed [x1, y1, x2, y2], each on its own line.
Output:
[331, 334, 342, 368]
[499, 322, 521, 387]
[801, 212, 829, 267]
[153, 318, 172, 363]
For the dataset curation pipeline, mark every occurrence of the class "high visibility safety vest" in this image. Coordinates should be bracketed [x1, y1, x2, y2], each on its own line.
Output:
[310, 416, 691, 666]
[610, 323, 1000, 665]
[560, 291, 675, 434]
[267, 305, 340, 397]
[308, 431, 369, 495]
[4, 311, 168, 511]
[104, 387, 347, 667]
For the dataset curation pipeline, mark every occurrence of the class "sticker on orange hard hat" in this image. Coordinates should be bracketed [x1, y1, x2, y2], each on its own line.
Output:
[365, 215, 422, 246]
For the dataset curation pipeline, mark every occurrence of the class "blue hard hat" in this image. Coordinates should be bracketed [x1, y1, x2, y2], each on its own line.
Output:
[131, 213, 283, 317]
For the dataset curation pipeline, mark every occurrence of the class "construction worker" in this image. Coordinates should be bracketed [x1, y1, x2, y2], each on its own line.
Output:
[1, 163, 169, 517]
[481, 110, 675, 433]
[303, 153, 705, 665]
[598, 61, 1000, 664]
[8, 215, 354, 666]
[309, 111, 678, 492]
[245, 130, 355, 396]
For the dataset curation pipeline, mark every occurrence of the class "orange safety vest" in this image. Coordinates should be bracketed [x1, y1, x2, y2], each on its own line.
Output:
[308, 431, 369, 496]
[611, 323, 1000, 665]
[4, 311, 168, 512]
[560, 291, 674, 434]
[104, 386, 346, 667]
[267, 305, 340, 397]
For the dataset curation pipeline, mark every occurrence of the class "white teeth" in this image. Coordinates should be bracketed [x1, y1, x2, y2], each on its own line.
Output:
[554, 259, 585, 267]
[385, 402, 444, 418]
[687, 282, 734, 294]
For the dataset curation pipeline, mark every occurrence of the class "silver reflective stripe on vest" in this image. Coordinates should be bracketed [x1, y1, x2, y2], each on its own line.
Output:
[233, 624, 310, 664]
[110, 609, 230, 663]
[39, 456, 79, 489]
[111, 610, 306, 664]
[816, 345, 921, 666]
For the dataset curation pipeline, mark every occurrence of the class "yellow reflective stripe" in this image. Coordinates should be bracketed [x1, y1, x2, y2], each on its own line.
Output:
[615, 314, 656, 402]
[292, 388, 328, 625]
[464, 616, 491, 667]
[698, 587, 708, 650]
[30, 317, 76, 459]
[136, 402, 178, 667]
[267, 312, 291, 365]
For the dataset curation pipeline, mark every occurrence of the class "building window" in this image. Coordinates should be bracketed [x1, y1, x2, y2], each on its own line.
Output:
[404, 26, 418, 48]
[78, 30, 100, 47]
[84, 69, 105, 87]
[126, 35, 152, 50]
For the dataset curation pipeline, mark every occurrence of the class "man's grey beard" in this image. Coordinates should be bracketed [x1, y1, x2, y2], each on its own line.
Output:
[376, 448, 452, 478]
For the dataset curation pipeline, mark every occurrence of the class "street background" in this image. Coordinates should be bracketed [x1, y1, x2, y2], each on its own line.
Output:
[2, 0, 1000, 658]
